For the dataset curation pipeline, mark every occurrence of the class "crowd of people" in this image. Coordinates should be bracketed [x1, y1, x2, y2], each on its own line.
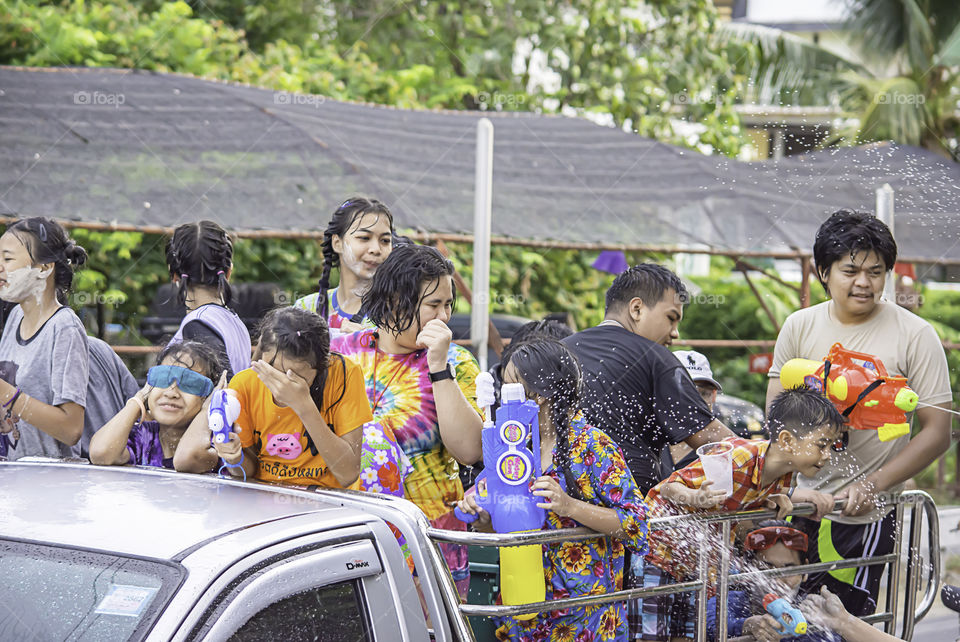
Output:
[0, 199, 950, 642]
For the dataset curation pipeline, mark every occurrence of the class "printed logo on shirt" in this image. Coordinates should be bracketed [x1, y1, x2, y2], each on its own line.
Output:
[264, 432, 303, 459]
[259, 461, 328, 479]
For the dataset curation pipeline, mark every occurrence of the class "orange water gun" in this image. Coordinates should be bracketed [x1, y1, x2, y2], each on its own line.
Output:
[780, 343, 919, 442]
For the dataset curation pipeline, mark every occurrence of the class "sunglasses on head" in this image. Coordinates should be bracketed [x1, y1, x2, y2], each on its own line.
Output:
[146, 365, 214, 397]
[745, 526, 809, 553]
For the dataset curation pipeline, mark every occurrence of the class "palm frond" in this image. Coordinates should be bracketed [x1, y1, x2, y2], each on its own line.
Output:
[718, 22, 869, 106]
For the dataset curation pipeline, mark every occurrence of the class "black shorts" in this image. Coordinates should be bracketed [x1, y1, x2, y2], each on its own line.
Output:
[792, 511, 897, 617]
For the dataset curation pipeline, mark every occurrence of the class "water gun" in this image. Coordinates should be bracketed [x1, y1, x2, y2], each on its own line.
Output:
[209, 389, 241, 444]
[454, 373, 546, 618]
[780, 343, 919, 442]
[762, 593, 807, 635]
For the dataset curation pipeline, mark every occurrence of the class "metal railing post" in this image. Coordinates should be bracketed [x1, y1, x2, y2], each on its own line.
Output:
[900, 495, 924, 641]
[697, 523, 708, 642]
[886, 500, 906, 635]
[914, 492, 941, 621]
[717, 521, 732, 642]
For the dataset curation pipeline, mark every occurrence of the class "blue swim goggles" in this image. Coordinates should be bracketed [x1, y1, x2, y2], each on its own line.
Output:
[146, 365, 214, 397]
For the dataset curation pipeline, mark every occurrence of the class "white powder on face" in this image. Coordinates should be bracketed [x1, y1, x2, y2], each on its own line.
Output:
[340, 240, 362, 274]
[0, 266, 52, 304]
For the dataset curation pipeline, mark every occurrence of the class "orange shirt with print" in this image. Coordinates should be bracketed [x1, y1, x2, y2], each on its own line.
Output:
[231, 356, 373, 487]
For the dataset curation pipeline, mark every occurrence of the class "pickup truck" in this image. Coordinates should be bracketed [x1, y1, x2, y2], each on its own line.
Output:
[0, 461, 943, 641]
[0, 461, 471, 641]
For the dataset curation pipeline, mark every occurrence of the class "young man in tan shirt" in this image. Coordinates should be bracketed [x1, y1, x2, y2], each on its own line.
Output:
[766, 209, 952, 616]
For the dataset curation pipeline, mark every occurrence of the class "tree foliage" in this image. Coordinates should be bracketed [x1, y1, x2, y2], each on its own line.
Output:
[724, 0, 960, 158]
[2, 0, 752, 154]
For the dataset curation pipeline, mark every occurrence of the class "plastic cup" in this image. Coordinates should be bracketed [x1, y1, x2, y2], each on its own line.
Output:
[696, 441, 734, 497]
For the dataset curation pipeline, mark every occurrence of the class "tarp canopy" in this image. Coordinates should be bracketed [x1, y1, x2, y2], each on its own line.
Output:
[2, 66, 959, 261]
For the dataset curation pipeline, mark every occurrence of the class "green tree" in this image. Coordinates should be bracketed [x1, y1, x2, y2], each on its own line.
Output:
[318, 0, 752, 155]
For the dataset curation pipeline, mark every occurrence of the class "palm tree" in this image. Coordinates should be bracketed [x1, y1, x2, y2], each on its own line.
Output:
[720, 0, 960, 159]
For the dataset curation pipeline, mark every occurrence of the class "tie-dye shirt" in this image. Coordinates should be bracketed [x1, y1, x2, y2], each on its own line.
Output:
[331, 329, 482, 511]
[331, 328, 482, 589]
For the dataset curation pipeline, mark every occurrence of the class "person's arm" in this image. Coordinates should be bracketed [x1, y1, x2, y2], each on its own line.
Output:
[802, 586, 903, 642]
[418, 320, 483, 465]
[536, 428, 648, 550]
[765, 377, 785, 414]
[252, 360, 361, 487]
[89, 384, 150, 465]
[683, 418, 736, 449]
[660, 479, 728, 510]
[790, 487, 836, 520]
[297, 403, 362, 486]
[765, 312, 799, 413]
[0, 381, 84, 446]
[533, 474, 626, 535]
[839, 323, 953, 516]
[838, 403, 951, 516]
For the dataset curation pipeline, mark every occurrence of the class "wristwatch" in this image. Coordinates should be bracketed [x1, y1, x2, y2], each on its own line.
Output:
[429, 363, 455, 383]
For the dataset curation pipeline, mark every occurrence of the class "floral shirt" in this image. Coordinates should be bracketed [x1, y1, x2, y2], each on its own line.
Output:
[352, 421, 413, 497]
[495, 418, 648, 642]
[644, 437, 793, 581]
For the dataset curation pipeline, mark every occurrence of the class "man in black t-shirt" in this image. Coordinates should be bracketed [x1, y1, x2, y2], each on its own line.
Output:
[564, 263, 736, 641]
[564, 263, 734, 494]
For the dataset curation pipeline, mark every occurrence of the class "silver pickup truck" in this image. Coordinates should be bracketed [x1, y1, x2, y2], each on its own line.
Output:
[0, 461, 945, 642]
[0, 461, 472, 641]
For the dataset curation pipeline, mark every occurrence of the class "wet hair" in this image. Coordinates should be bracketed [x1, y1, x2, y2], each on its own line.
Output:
[255, 306, 346, 415]
[767, 385, 846, 440]
[813, 209, 898, 293]
[363, 244, 455, 335]
[505, 338, 585, 500]
[500, 319, 575, 368]
[165, 221, 234, 307]
[315, 197, 395, 319]
[6, 217, 88, 303]
[604, 263, 688, 313]
[156, 340, 225, 383]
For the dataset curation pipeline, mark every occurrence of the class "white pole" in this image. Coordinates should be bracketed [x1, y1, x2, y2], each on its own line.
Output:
[876, 184, 896, 304]
[472, 119, 494, 371]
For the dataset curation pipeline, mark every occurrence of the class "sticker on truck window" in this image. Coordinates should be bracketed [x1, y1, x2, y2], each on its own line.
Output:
[94, 585, 158, 617]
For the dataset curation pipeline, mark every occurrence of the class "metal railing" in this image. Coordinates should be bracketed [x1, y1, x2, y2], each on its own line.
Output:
[426, 490, 941, 642]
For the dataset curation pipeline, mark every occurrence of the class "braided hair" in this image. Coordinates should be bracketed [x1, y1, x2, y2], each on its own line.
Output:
[505, 338, 585, 500]
[255, 306, 346, 417]
[165, 221, 234, 307]
[316, 197, 395, 319]
[7, 217, 88, 303]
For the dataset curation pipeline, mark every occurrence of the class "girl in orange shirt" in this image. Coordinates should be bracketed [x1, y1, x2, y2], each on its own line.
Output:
[176, 307, 407, 492]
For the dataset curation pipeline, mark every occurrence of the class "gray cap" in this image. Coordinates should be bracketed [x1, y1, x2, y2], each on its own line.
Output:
[673, 350, 722, 392]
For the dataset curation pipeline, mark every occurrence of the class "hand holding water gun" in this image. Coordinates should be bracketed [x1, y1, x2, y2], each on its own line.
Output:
[454, 372, 546, 617]
[209, 389, 241, 444]
[763, 593, 807, 636]
[780, 342, 918, 441]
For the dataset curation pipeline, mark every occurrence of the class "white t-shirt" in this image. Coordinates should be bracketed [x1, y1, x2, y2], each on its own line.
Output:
[769, 300, 952, 524]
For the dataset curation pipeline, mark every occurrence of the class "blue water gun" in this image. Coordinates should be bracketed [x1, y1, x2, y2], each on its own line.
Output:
[209, 389, 241, 444]
[762, 593, 807, 636]
[455, 374, 546, 616]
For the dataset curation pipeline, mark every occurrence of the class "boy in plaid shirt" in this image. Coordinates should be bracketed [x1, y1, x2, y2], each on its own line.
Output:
[630, 386, 843, 641]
